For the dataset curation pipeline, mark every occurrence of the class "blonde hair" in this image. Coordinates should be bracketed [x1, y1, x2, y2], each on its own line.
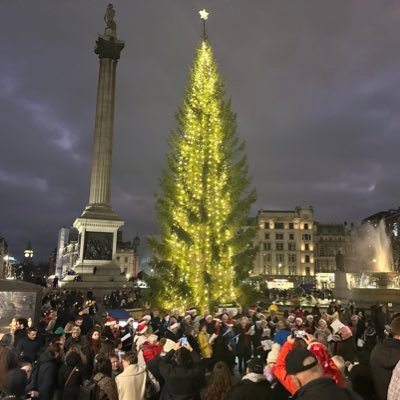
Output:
[64, 321, 76, 334]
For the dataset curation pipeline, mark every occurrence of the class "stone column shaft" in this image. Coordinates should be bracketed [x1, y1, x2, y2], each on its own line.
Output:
[88, 58, 117, 205]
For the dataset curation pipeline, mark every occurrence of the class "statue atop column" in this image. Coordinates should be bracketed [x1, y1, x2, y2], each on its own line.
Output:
[104, 4, 117, 36]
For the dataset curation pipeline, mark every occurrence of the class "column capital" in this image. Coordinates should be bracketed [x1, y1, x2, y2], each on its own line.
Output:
[95, 35, 125, 60]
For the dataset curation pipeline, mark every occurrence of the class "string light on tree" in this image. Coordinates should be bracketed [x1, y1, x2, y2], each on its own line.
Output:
[149, 10, 256, 312]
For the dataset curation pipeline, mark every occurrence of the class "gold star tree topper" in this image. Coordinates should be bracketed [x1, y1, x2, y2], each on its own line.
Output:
[199, 9, 209, 20]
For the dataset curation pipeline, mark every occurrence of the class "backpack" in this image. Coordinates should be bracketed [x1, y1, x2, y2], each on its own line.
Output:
[79, 379, 100, 400]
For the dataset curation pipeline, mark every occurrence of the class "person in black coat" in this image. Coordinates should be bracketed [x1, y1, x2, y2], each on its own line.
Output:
[2, 368, 28, 400]
[158, 342, 204, 400]
[58, 351, 85, 400]
[231, 358, 272, 400]
[13, 318, 28, 349]
[35, 336, 63, 400]
[210, 336, 234, 372]
[370, 316, 400, 400]
[349, 351, 376, 400]
[15, 327, 42, 363]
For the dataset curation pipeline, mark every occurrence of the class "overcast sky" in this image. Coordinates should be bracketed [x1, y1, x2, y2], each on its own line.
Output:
[2, 1, 400, 262]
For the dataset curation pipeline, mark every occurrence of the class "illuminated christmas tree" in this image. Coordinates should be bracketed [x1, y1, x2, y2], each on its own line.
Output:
[149, 10, 256, 311]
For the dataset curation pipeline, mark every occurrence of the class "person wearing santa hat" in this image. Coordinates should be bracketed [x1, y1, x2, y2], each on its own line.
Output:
[293, 317, 306, 333]
[133, 321, 157, 353]
[165, 322, 180, 342]
[103, 317, 120, 343]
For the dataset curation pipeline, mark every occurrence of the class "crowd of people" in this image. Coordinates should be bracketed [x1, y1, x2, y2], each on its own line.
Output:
[0, 291, 400, 400]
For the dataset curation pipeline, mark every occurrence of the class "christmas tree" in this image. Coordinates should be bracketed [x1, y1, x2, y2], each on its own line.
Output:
[149, 11, 256, 311]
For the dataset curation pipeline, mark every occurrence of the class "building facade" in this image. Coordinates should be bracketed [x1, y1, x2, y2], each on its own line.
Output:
[253, 205, 315, 287]
[313, 222, 356, 289]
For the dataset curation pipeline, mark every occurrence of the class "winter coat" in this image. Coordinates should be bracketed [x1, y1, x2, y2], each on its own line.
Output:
[116, 364, 158, 400]
[370, 337, 400, 400]
[197, 331, 212, 359]
[16, 337, 42, 363]
[211, 337, 234, 370]
[36, 349, 61, 400]
[335, 337, 357, 362]
[93, 372, 118, 400]
[292, 377, 361, 400]
[159, 349, 203, 400]
[230, 373, 273, 400]
[273, 329, 291, 347]
[348, 361, 376, 400]
[235, 325, 252, 355]
[58, 363, 84, 400]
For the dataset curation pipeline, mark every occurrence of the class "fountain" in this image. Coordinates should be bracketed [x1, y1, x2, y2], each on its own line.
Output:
[335, 220, 400, 306]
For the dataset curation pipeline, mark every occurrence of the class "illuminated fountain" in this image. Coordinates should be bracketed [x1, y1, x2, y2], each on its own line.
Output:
[336, 220, 400, 305]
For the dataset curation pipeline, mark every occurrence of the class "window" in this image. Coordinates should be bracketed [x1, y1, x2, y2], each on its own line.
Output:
[276, 254, 284, 263]
[264, 243, 271, 251]
[276, 243, 284, 251]
[124, 257, 128, 263]
[288, 253, 296, 263]
[288, 242, 296, 251]
[305, 266, 311, 275]
[302, 234, 312, 241]
[117, 256, 120, 261]
[265, 233, 270, 240]
[289, 223, 294, 230]
[276, 233, 284, 240]
[289, 265, 297, 275]
[304, 223, 309, 230]
[264, 222, 270, 229]
[305, 255, 310, 263]
[305, 243, 309, 251]
[275, 222, 284, 229]
[264, 265, 273, 275]
[289, 233, 295, 240]
[264, 253, 272, 263]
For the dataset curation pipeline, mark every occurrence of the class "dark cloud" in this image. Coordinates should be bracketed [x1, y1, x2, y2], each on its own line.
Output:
[2, 1, 400, 261]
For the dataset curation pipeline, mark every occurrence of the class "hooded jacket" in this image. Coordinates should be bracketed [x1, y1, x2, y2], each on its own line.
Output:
[231, 373, 272, 400]
[116, 364, 159, 400]
[370, 337, 400, 400]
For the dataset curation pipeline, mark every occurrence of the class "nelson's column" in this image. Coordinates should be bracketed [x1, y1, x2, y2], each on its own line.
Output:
[61, 5, 127, 291]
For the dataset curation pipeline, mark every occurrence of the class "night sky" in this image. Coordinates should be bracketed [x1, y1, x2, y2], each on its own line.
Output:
[2, 1, 400, 262]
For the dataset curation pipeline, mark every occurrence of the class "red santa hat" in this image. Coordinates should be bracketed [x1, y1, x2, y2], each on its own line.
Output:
[213, 317, 222, 324]
[185, 307, 197, 315]
[136, 322, 148, 335]
[141, 315, 152, 322]
[295, 317, 303, 324]
[248, 307, 257, 314]
[105, 316, 117, 327]
[308, 342, 343, 385]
